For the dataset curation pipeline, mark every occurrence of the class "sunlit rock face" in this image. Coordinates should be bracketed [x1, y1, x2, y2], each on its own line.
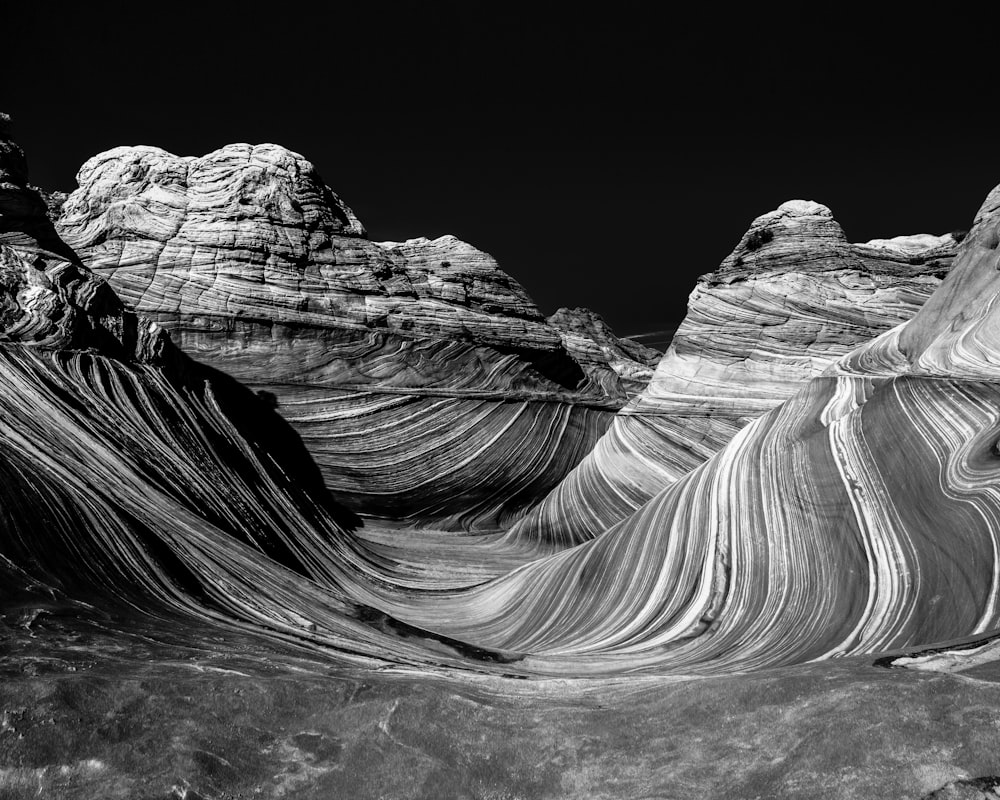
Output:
[507, 200, 960, 547]
[56, 143, 659, 529]
[9, 117, 1000, 798]
[0, 115, 165, 361]
[0, 124, 362, 645]
[837, 184, 1000, 381]
[373, 189, 1000, 677]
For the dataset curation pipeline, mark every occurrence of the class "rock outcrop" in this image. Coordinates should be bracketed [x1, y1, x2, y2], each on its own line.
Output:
[0, 115, 166, 361]
[547, 306, 658, 397]
[359, 188, 1000, 677]
[0, 121, 449, 670]
[10, 112, 1000, 799]
[56, 143, 658, 529]
[507, 200, 960, 546]
[10, 116, 997, 678]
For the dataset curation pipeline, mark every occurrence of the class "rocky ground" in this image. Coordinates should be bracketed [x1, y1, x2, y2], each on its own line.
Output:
[3, 613, 1000, 799]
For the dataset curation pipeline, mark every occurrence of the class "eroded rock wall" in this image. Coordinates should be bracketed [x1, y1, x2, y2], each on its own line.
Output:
[508, 200, 959, 546]
[57, 142, 659, 529]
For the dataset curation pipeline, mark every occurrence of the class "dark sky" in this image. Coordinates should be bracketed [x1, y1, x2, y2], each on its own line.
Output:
[6, 4, 999, 337]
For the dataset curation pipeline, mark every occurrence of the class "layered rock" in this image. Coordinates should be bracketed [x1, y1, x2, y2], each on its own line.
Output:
[368, 185, 1000, 676]
[56, 142, 657, 529]
[7, 117, 1000, 799]
[507, 200, 960, 547]
[547, 306, 659, 398]
[0, 115, 166, 361]
[0, 122, 505, 671]
[14, 113, 1000, 681]
[835, 184, 1000, 381]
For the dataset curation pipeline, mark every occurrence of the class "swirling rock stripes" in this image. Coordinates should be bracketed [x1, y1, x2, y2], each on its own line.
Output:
[508, 201, 958, 547]
[280, 388, 610, 530]
[364, 198, 1000, 673]
[378, 375, 1000, 675]
[54, 142, 656, 528]
[11, 120, 1000, 687]
[0, 344, 527, 670]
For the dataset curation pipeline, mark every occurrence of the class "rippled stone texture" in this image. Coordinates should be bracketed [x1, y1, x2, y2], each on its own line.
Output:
[367, 191, 1000, 678]
[508, 200, 960, 546]
[0, 121, 466, 674]
[0, 115, 165, 361]
[8, 117, 1000, 798]
[56, 143, 658, 528]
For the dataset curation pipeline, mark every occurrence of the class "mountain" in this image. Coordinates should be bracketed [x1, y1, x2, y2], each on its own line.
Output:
[367, 193, 1000, 678]
[0, 117, 462, 672]
[506, 199, 960, 547]
[54, 142, 659, 530]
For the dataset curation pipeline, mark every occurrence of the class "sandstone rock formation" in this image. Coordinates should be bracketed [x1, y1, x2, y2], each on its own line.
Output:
[10, 115, 1000, 798]
[0, 121, 458, 671]
[0, 114, 165, 361]
[55, 143, 658, 529]
[507, 199, 960, 547]
[360, 190, 1000, 677]
[547, 306, 658, 398]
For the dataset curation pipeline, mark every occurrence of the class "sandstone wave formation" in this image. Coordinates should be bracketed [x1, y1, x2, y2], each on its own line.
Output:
[2, 113, 1000, 694]
[54, 144, 659, 531]
[507, 201, 960, 547]
[341, 193, 1000, 677]
[0, 119, 493, 671]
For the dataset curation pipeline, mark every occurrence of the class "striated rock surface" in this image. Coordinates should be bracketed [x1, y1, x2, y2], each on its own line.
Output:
[0, 116, 165, 361]
[507, 199, 960, 546]
[547, 306, 660, 398]
[0, 120, 507, 674]
[14, 114, 1000, 798]
[835, 184, 1000, 382]
[55, 143, 653, 529]
[363, 186, 1000, 677]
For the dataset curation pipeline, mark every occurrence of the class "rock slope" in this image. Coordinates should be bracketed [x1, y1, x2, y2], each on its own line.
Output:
[507, 200, 960, 546]
[56, 143, 659, 529]
[0, 121, 479, 671]
[363, 189, 1000, 676]
[7, 116, 1000, 799]
[13, 117, 998, 681]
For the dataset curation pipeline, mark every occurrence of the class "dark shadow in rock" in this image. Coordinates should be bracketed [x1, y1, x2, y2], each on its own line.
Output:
[921, 775, 1000, 799]
[873, 629, 1000, 669]
[165, 347, 362, 534]
[0, 190, 84, 267]
[492, 342, 587, 391]
[355, 604, 524, 665]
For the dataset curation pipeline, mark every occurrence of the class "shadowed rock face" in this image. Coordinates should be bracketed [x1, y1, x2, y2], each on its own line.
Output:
[507, 199, 960, 547]
[56, 143, 659, 529]
[0, 115, 166, 362]
[547, 306, 659, 397]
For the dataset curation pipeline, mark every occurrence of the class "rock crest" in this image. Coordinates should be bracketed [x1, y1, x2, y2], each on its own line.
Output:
[55, 141, 655, 527]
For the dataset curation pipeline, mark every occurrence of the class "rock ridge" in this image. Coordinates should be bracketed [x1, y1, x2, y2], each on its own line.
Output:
[508, 198, 961, 546]
[53, 140, 655, 528]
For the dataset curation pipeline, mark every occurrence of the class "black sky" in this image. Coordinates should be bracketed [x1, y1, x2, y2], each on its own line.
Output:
[6, 4, 999, 338]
